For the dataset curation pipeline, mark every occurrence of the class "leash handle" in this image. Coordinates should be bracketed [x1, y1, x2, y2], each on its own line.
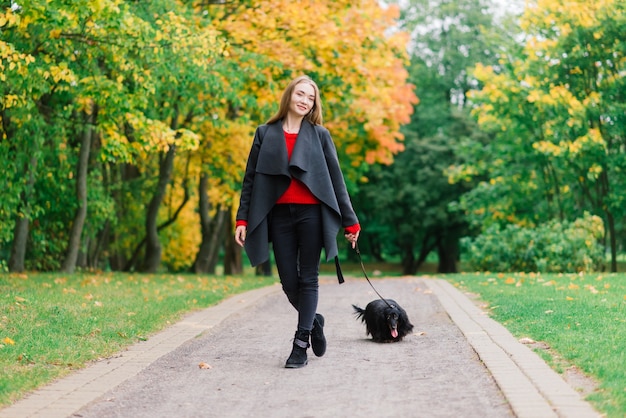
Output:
[354, 243, 393, 309]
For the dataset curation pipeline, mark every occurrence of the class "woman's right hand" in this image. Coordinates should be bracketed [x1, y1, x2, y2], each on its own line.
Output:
[344, 230, 360, 249]
[234, 225, 247, 247]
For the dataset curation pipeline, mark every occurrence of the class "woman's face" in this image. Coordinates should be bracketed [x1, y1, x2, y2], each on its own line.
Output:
[289, 82, 316, 117]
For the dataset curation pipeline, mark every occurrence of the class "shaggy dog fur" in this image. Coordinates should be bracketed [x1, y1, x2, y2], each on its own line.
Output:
[352, 299, 414, 343]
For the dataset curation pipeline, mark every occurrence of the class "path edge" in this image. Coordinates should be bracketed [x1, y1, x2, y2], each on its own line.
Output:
[0, 284, 281, 418]
[426, 278, 600, 418]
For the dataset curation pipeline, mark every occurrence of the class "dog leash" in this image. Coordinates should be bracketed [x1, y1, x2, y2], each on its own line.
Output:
[354, 243, 394, 309]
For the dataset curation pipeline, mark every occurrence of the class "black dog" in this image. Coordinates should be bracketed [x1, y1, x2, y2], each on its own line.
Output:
[352, 299, 414, 343]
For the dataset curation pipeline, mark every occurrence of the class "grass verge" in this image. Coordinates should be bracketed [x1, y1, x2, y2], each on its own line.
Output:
[444, 272, 626, 418]
[0, 271, 276, 407]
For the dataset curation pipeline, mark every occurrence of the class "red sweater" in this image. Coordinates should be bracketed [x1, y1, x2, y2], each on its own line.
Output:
[276, 131, 320, 204]
[237, 131, 360, 234]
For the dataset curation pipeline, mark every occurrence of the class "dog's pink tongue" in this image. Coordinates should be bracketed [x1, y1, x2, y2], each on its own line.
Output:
[391, 329, 398, 338]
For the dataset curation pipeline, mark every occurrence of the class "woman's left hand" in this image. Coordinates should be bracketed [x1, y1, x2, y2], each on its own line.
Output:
[344, 230, 360, 249]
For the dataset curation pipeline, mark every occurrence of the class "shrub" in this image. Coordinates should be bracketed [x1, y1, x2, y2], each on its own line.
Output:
[461, 212, 605, 273]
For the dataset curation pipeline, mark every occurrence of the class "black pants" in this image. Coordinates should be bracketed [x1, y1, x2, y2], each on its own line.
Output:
[269, 204, 323, 332]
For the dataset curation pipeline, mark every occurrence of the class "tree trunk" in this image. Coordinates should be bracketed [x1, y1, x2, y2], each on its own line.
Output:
[413, 233, 437, 274]
[400, 243, 415, 275]
[366, 234, 384, 262]
[223, 209, 242, 275]
[401, 234, 436, 275]
[9, 154, 38, 272]
[125, 163, 189, 272]
[605, 209, 617, 272]
[106, 162, 133, 271]
[9, 216, 30, 273]
[140, 105, 192, 274]
[195, 209, 227, 274]
[141, 144, 177, 273]
[598, 170, 617, 272]
[91, 219, 110, 270]
[193, 172, 228, 274]
[437, 234, 459, 274]
[62, 105, 95, 273]
[77, 237, 88, 269]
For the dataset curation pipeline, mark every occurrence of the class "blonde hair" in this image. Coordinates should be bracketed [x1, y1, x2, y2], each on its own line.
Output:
[267, 75, 323, 125]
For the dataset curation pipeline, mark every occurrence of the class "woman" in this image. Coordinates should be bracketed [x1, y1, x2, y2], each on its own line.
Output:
[234, 75, 360, 368]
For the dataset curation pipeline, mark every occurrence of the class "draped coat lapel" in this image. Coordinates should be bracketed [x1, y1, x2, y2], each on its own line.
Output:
[236, 120, 359, 268]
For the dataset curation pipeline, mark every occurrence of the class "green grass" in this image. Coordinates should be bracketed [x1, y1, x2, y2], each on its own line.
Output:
[443, 272, 626, 418]
[0, 271, 276, 407]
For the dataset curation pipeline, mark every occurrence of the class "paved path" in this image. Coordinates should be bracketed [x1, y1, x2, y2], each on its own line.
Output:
[0, 277, 600, 418]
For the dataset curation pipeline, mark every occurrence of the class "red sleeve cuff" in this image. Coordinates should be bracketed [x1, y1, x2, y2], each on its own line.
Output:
[236, 220, 248, 228]
[344, 223, 360, 234]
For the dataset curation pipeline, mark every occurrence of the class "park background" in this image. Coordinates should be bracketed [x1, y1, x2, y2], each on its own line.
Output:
[2, 0, 624, 276]
[2, 0, 626, 416]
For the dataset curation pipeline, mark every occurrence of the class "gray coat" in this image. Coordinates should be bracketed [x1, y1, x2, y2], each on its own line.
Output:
[236, 119, 359, 267]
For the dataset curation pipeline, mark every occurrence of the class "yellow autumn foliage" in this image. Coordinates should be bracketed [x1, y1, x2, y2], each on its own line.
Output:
[214, 0, 417, 166]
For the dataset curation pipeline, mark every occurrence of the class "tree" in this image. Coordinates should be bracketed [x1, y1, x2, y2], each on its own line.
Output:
[2, 2, 78, 271]
[452, 0, 626, 271]
[194, 0, 418, 272]
[354, 0, 505, 273]
[62, 103, 95, 273]
[1, 0, 417, 273]
[213, 0, 417, 173]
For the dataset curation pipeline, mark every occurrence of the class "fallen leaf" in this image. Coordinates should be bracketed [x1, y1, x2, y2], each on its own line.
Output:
[199, 362, 212, 369]
[519, 337, 535, 344]
[2, 337, 15, 345]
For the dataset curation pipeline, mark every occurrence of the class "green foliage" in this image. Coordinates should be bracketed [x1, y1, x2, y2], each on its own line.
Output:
[354, 0, 506, 272]
[1, 0, 416, 273]
[462, 213, 605, 273]
[449, 0, 626, 269]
